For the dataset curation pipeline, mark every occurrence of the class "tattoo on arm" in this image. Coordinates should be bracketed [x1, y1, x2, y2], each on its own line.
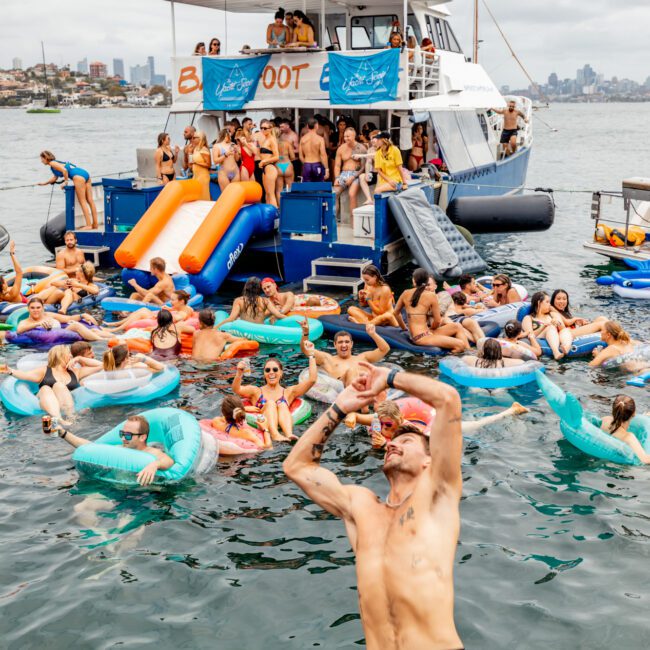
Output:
[310, 409, 340, 461]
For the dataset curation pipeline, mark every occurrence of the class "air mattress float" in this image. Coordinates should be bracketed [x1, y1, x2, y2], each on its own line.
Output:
[72, 407, 217, 485]
[536, 370, 650, 465]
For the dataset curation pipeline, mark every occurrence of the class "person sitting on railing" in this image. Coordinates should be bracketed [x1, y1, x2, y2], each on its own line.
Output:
[490, 99, 528, 156]
[267, 8, 290, 48]
[408, 124, 428, 172]
[374, 132, 409, 194]
[286, 10, 315, 47]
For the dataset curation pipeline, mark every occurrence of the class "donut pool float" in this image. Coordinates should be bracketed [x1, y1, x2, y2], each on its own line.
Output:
[287, 294, 341, 319]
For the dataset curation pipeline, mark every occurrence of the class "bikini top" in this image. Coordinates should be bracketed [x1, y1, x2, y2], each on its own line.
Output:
[260, 147, 273, 155]
[255, 387, 288, 409]
[161, 148, 175, 163]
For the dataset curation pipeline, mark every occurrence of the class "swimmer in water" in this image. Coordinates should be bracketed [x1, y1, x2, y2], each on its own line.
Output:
[601, 395, 650, 464]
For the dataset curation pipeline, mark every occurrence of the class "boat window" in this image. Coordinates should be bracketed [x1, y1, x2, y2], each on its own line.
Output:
[335, 26, 347, 48]
[325, 14, 345, 48]
[443, 21, 462, 54]
[426, 15, 463, 53]
[407, 14, 422, 44]
[351, 15, 398, 49]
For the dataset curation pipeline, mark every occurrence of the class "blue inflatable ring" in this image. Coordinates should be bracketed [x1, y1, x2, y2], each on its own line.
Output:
[439, 356, 544, 389]
[72, 407, 217, 485]
[536, 370, 650, 465]
[0, 366, 181, 416]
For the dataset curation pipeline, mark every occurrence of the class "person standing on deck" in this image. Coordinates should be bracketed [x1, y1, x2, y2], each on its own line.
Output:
[284, 363, 465, 650]
[299, 118, 329, 183]
[491, 100, 528, 156]
[182, 125, 196, 176]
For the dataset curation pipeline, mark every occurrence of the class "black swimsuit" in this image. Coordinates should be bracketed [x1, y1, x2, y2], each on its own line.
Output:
[38, 367, 79, 391]
[161, 149, 175, 181]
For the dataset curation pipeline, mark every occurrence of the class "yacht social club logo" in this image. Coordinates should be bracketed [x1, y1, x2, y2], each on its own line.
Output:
[328, 49, 400, 105]
[203, 55, 270, 110]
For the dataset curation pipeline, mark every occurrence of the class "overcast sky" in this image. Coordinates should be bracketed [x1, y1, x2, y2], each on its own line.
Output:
[3, 0, 650, 86]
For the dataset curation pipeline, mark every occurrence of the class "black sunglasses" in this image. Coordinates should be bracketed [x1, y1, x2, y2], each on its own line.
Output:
[119, 430, 146, 441]
[492, 282, 505, 287]
[264, 366, 281, 372]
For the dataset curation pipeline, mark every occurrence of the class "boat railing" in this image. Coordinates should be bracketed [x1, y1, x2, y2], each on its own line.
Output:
[407, 50, 440, 99]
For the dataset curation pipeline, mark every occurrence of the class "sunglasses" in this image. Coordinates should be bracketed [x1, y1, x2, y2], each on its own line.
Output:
[492, 282, 504, 287]
[119, 430, 146, 441]
[264, 366, 280, 372]
[261, 127, 271, 131]
[380, 420, 395, 428]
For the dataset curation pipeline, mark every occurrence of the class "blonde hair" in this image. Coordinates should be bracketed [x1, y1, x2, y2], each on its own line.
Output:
[47, 345, 70, 368]
[376, 400, 402, 422]
[103, 344, 129, 371]
[605, 320, 631, 344]
[80, 261, 95, 283]
[195, 131, 209, 150]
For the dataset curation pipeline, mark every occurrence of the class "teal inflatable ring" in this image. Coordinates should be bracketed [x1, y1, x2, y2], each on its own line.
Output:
[216, 310, 323, 344]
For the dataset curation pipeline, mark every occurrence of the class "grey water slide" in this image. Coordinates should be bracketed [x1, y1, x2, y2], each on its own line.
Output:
[388, 187, 486, 279]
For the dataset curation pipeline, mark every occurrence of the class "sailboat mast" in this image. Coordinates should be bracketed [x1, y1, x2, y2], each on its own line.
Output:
[473, 0, 479, 63]
[41, 41, 50, 107]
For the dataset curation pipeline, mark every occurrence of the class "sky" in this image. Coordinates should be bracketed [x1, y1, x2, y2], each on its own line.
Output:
[3, 0, 650, 87]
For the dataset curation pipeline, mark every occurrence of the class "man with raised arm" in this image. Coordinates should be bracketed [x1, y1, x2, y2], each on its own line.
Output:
[300, 322, 389, 384]
[491, 99, 528, 156]
[284, 363, 464, 650]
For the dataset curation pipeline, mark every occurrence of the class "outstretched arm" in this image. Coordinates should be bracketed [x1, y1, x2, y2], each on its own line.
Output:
[232, 361, 260, 400]
[54, 427, 90, 449]
[215, 300, 241, 329]
[300, 319, 328, 366]
[359, 323, 390, 362]
[4, 242, 23, 303]
[283, 385, 374, 518]
[288, 355, 317, 400]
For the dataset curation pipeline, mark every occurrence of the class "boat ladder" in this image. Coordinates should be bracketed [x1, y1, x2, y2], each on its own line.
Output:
[303, 257, 371, 297]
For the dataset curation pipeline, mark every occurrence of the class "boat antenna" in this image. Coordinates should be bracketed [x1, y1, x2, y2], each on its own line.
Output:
[473, 0, 479, 63]
[481, 0, 549, 104]
[41, 41, 51, 108]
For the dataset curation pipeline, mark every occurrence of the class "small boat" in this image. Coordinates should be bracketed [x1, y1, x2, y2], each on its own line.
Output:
[26, 42, 60, 114]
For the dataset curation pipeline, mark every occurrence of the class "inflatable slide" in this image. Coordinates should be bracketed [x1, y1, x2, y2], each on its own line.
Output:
[115, 180, 276, 295]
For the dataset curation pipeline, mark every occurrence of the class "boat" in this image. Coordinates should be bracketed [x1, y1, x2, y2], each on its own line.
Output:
[26, 42, 61, 114]
[583, 177, 650, 263]
[42, 0, 549, 292]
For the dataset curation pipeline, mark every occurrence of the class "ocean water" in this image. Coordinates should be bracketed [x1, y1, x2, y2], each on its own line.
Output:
[0, 104, 649, 649]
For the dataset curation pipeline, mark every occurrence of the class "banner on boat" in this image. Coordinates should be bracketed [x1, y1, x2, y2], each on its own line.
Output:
[202, 55, 270, 110]
[328, 49, 400, 105]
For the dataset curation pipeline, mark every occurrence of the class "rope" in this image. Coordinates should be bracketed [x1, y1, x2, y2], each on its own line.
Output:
[44, 184, 55, 231]
[0, 168, 137, 192]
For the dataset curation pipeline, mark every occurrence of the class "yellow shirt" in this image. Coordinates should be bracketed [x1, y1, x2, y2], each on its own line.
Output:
[374, 146, 403, 184]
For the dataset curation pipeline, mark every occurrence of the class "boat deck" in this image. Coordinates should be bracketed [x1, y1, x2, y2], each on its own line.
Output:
[583, 240, 650, 262]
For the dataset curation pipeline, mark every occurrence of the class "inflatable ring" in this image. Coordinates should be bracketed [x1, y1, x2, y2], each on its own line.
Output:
[470, 301, 529, 328]
[199, 419, 265, 455]
[13, 266, 67, 297]
[439, 356, 543, 389]
[0, 366, 181, 416]
[299, 367, 404, 404]
[72, 407, 217, 485]
[476, 276, 528, 301]
[216, 310, 323, 344]
[287, 294, 341, 318]
[82, 368, 152, 395]
[61, 283, 115, 313]
[16, 353, 49, 371]
[477, 336, 537, 361]
[602, 344, 650, 370]
[244, 397, 312, 428]
[537, 370, 650, 465]
[396, 396, 434, 431]
[6, 324, 82, 348]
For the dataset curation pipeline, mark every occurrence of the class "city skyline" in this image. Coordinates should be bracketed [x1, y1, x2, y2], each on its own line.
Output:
[3, 0, 650, 88]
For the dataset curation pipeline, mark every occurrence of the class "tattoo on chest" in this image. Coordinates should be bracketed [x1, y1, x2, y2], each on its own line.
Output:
[399, 506, 415, 527]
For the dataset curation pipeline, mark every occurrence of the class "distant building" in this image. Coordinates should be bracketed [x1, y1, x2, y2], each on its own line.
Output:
[130, 63, 151, 86]
[77, 57, 88, 74]
[547, 72, 558, 88]
[89, 61, 108, 79]
[147, 56, 155, 79]
[151, 74, 167, 87]
[12, 57, 22, 70]
[113, 58, 125, 79]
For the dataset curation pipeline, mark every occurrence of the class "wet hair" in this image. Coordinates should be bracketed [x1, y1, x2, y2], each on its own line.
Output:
[451, 292, 467, 306]
[157, 132, 169, 147]
[64, 230, 77, 241]
[362, 264, 386, 286]
[151, 309, 177, 346]
[150, 257, 166, 272]
[274, 7, 285, 20]
[609, 395, 636, 434]
[410, 268, 430, 308]
[458, 274, 473, 290]
[376, 400, 402, 422]
[198, 308, 215, 328]
[103, 344, 129, 370]
[529, 291, 548, 317]
[80, 261, 95, 283]
[604, 320, 631, 344]
[27, 296, 44, 307]
[307, 117, 317, 130]
[127, 414, 150, 439]
[392, 422, 430, 454]
[333, 330, 352, 343]
[47, 345, 70, 369]
[504, 319, 522, 339]
[550, 289, 572, 319]
[264, 357, 284, 372]
[242, 277, 263, 319]
[70, 341, 92, 357]
[40, 150, 55, 162]
[172, 289, 190, 304]
[222, 395, 247, 425]
[477, 338, 504, 369]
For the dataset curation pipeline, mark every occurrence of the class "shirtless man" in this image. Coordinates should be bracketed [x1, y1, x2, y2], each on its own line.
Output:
[300, 321, 389, 384]
[127, 257, 174, 305]
[182, 125, 196, 175]
[56, 231, 86, 278]
[299, 117, 329, 183]
[52, 414, 174, 486]
[261, 277, 296, 315]
[333, 127, 364, 213]
[192, 309, 244, 361]
[284, 363, 464, 650]
[491, 100, 528, 155]
[279, 119, 299, 157]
